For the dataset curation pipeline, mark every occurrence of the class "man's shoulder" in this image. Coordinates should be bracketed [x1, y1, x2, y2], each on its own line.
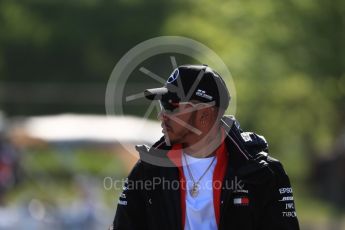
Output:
[265, 154, 289, 177]
[221, 115, 288, 181]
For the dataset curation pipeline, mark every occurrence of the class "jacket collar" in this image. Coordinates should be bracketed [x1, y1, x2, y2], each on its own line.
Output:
[135, 115, 269, 178]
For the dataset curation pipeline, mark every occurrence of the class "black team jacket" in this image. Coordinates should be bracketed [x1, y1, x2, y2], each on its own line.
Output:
[112, 116, 300, 230]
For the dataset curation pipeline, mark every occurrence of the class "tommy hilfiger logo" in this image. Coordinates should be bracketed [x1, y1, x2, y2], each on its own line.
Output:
[233, 197, 250, 206]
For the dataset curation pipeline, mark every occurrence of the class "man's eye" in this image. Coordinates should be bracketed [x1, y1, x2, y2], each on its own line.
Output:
[160, 101, 181, 113]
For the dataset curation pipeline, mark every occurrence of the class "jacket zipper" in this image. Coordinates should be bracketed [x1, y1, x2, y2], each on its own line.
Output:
[219, 167, 235, 230]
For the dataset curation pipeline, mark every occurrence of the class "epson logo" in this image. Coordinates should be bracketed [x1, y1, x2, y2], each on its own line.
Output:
[279, 187, 293, 194]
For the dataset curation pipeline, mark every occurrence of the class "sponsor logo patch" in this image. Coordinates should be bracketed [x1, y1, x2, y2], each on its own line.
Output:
[279, 196, 294, 202]
[118, 200, 127, 206]
[196, 89, 213, 100]
[279, 187, 293, 194]
[233, 197, 250, 206]
[167, 68, 179, 83]
[233, 189, 249, 194]
[282, 211, 297, 218]
[241, 132, 252, 142]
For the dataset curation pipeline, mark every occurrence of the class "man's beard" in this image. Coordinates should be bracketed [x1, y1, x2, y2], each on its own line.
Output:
[169, 111, 197, 145]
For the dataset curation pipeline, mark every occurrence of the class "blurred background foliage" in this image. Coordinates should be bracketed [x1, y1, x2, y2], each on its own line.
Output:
[0, 0, 345, 228]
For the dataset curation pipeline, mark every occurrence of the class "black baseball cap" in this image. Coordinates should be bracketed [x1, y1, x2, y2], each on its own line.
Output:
[144, 64, 231, 110]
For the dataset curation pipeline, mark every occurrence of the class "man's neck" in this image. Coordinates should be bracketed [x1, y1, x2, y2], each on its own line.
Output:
[183, 128, 222, 158]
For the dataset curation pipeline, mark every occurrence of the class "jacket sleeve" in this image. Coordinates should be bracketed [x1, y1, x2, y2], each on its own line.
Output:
[259, 159, 300, 230]
[111, 160, 149, 230]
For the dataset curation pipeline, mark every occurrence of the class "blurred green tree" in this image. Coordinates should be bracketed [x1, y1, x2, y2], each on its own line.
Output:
[0, 0, 344, 175]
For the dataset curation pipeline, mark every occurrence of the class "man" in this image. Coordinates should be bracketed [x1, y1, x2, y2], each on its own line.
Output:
[112, 64, 300, 230]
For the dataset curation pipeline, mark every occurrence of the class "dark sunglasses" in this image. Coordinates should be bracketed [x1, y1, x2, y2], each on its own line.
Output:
[159, 100, 215, 115]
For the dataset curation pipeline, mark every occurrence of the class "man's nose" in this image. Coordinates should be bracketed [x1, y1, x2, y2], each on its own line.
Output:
[157, 111, 169, 121]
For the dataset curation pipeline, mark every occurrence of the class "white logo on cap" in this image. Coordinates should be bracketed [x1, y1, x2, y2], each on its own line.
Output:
[167, 68, 179, 83]
[196, 89, 213, 100]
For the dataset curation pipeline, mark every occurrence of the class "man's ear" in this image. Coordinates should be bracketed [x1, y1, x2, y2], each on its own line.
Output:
[206, 107, 219, 125]
[200, 108, 215, 127]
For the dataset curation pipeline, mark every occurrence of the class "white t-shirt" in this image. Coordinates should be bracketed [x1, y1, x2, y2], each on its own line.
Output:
[182, 152, 218, 230]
